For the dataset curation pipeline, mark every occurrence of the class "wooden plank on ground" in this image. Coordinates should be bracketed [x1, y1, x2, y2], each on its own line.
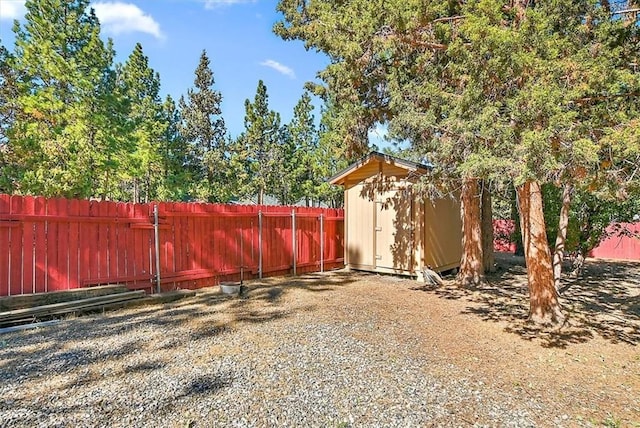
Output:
[0, 284, 130, 312]
[0, 290, 145, 323]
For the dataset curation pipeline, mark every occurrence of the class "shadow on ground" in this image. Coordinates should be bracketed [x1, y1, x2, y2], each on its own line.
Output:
[0, 270, 357, 390]
[411, 254, 640, 348]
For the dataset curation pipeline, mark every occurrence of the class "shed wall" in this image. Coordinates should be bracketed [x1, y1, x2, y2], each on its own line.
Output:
[344, 181, 461, 276]
[345, 184, 375, 270]
[422, 197, 462, 272]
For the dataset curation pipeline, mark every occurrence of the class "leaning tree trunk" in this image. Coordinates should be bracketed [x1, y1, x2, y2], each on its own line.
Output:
[553, 183, 573, 290]
[458, 178, 484, 286]
[481, 181, 496, 273]
[510, 186, 525, 256]
[516, 181, 565, 325]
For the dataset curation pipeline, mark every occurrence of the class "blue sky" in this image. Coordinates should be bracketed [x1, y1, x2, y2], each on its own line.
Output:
[0, 0, 333, 138]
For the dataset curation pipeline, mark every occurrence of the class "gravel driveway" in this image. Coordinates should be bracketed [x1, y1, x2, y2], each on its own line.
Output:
[1, 270, 636, 427]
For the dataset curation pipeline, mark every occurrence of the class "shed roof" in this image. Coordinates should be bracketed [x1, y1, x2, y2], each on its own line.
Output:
[329, 151, 430, 188]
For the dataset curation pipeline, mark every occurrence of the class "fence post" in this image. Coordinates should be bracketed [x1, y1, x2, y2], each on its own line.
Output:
[292, 209, 297, 276]
[153, 204, 161, 294]
[258, 211, 263, 279]
[320, 213, 324, 273]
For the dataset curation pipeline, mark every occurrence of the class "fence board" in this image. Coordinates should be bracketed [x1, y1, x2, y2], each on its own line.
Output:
[57, 198, 70, 290]
[107, 201, 119, 281]
[116, 202, 130, 280]
[85, 200, 99, 282]
[21, 196, 35, 294]
[589, 223, 640, 261]
[34, 197, 48, 293]
[68, 199, 81, 291]
[0, 195, 10, 296]
[9, 196, 23, 295]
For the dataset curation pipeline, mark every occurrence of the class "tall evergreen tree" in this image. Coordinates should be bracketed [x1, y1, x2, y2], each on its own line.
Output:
[118, 42, 164, 202]
[233, 80, 282, 205]
[0, 42, 20, 193]
[9, 0, 126, 198]
[157, 94, 192, 201]
[277, 92, 318, 205]
[179, 50, 229, 202]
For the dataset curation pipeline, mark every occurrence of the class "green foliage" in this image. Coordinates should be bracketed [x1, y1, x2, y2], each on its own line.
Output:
[117, 42, 165, 202]
[2, 4, 346, 206]
[232, 80, 282, 204]
[543, 183, 640, 257]
[314, 97, 357, 207]
[0, 42, 21, 193]
[276, 0, 640, 221]
[156, 95, 193, 201]
[8, 0, 128, 199]
[179, 50, 229, 202]
[277, 92, 316, 205]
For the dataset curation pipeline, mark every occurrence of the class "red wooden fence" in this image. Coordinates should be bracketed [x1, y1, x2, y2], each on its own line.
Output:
[589, 222, 640, 261]
[0, 195, 344, 296]
[492, 219, 640, 261]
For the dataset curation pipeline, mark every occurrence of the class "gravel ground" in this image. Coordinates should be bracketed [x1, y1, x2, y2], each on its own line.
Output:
[0, 268, 637, 427]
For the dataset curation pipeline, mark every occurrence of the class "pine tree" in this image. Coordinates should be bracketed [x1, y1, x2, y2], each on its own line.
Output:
[233, 80, 282, 205]
[179, 50, 228, 202]
[9, 0, 126, 198]
[157, 94, 192, 201]
[118, 42, 164, 202]
[0, 42, 20, 193]
[277, 92, 318, 205]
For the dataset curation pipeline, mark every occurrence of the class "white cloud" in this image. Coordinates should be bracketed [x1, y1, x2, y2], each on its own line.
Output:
[0, 0, 26, 20]
[204, 0, 256, 9]
[92, 2, 164, 40]
[260, 60, 296, 79]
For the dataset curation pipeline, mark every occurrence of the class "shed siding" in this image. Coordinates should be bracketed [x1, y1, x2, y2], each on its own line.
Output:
[423, 197, 462, 271]
[346, 184, 375, 269]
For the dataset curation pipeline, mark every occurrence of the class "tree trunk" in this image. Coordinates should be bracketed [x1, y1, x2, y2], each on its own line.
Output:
[516, 181, 565, 325]
[481, 181, 496, 273]
[258, 186, 264, 205]
[458, 178, 484, 286]
[511, 187, 524, 256]
[553, 183, 573, 290]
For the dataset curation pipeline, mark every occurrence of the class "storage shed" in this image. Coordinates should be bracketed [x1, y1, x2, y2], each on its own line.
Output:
[330, 152, 462, 279]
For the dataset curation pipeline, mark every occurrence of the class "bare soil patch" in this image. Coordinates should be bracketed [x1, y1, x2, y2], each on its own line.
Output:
[405, 253, 640, 425]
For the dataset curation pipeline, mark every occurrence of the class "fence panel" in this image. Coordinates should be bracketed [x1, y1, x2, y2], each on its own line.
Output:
[492, 219, 640, 261]
[589, 223, 640, 261]
[0, 194, 345, 297]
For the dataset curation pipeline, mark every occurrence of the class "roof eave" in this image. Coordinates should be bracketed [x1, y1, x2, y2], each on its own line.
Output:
[328, 151, 430, 186]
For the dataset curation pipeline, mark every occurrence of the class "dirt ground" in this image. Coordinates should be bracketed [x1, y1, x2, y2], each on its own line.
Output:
[2, 253, 638, 426]
[269, 253, 640, 426]
[346, 252, 640, 426]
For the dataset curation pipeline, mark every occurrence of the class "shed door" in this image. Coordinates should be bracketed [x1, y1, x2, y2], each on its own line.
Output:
[375, 187, 413, 272]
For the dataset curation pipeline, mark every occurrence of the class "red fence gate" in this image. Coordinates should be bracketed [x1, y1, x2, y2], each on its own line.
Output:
[0, 195, 344, 296]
